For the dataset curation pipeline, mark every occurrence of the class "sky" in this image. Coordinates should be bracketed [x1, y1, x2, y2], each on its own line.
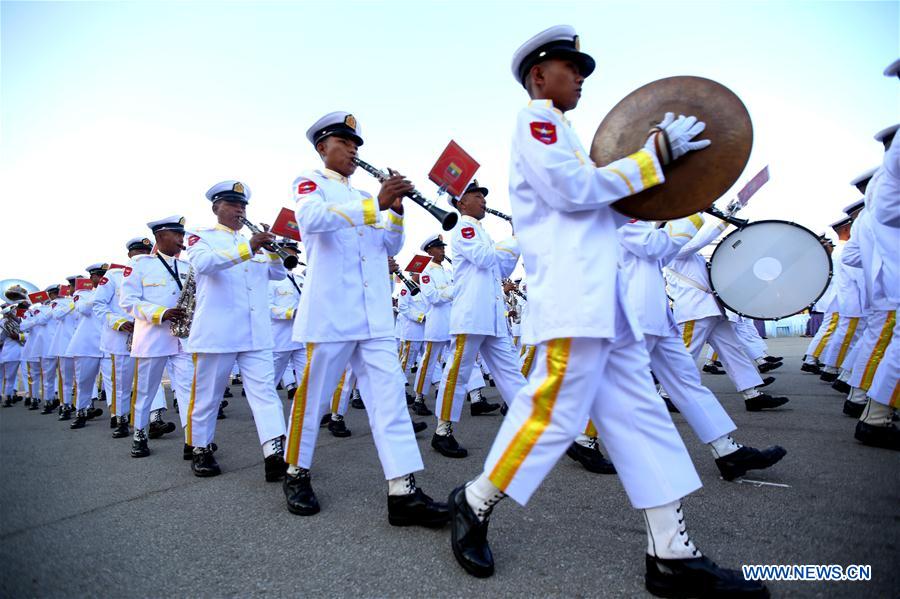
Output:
[2, 0, 898, 288]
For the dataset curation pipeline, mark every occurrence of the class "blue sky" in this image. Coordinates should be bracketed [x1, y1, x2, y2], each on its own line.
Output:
[2, 0, 897, 286]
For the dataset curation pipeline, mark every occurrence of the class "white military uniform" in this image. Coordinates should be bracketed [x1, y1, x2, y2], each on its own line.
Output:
[48, 292, 78, 408]
[480, 98, 700, 509]
[93, 267, 136, 418]
[0, 313, 24, 398]
[65, 286, 103, 410]
[619, 216, 736, 444]
[183, 224, 288, 451]
[38, 293, 63, 405]
[397, 286, 426, 376]
[270, 272, 307, 391]
[805, 250, 840, 363]
[120, 252, 194, 432]
[820, 238, 867, 371]
[434, 215, 524, 424]
[665, 218, 765, 393]
[286, 167, 423, 478]
[21, 301, 51, 401]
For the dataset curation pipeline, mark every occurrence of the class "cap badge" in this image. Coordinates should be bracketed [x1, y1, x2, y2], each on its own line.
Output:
[574, 35, 580, 51]
[178, 217, 186, 225]
[233, 182, 245, 194]
[344, 114, 357, 130]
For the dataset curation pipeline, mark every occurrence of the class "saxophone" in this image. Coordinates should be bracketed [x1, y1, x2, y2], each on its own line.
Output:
[170, 268, 196, 338]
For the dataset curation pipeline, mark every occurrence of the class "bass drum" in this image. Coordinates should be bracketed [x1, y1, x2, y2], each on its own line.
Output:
[707, 220, 832, 320]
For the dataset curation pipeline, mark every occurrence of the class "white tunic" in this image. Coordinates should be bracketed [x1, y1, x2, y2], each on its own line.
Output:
[65, 289, 102, 358]
[830, 241, 866, 317]
[448, 215, 519, 337]
[510, 100, 661, 344]
[664, 218, 730, 324]
[269, 274, 303, 351]
[47, 297, 77, 357]
[119, 252, 191, 358]
[291, 168, 404, 343]
[93, 267, 133, 355]
[419, 261, 453, 342]
[21, 304, 50, 361]
[184, 224, 286, 353]
[397, 287, 427, 341]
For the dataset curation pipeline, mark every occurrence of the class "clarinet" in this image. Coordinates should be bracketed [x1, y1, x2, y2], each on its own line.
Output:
[395, 271, 421, 296]
[238, 217, 299, 269]
[485, 207, 513, 223]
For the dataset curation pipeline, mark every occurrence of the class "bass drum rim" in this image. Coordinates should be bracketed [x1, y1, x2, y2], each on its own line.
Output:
[706, 219, 833, 321]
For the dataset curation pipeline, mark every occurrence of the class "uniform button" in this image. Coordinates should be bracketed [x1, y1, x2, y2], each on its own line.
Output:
[250, 307, 255, 311]
[358, 231, 364, 236]
[361, 256, 367, 262]
[364, 281, 369, 287]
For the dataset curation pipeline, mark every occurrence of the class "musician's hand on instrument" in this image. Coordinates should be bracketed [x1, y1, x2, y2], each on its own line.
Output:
[666, 114, 711, 161]
[503, 281, 516, 294]
[120, 321, 135, 334]
[249, 231, 275, 253]
[162, 308, 186, 323]
[377, 172, 414, 211]
[387, 256, 399, 274]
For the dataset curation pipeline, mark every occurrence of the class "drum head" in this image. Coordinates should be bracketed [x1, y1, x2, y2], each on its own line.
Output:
[708, 220, 832, 320]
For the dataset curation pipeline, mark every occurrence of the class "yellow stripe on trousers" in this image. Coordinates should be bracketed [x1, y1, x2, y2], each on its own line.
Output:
[835, 317, 859, 367]
[185, 353, 199, 446]
[400, 341, 412, 373]
[110, 354, 117, 415]
[682, 320, 695, 348]
[286, 343, 315, 465]
[521, 345, 536, 378]
[490, 338, 571, 491]
[583, 419, 598, 437]
[130, 358, 140, 418]
[57, 358, 63, 405]
[331, 370, 347, 414]
[39, 362, 44, 401]
[860, 311, 896, 391]
[415, 342, 433, 395]
[889, 381, 900, 408]
[440, 335, 467, 421]
[813, 313, 840, 358]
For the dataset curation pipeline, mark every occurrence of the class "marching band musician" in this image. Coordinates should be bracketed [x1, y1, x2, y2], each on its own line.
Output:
[119, 215, 192, 457]
[448, 25, 769, 598]
[397, 271, 427, 382]
[66, 263, 108, 428]
[414, 234, 495, 418]
[0, 286, 28, 407]
[182, 181, 288, 481]
[48, 275, 80, 420]
[38, 284, 62, 414]
[665, 217, 790, 411]
[283, 111, 447, 527]
[19, 294, 46, 410]
[94, 238, 151, 431]
[269, 238, 305, 403]
[432, 179, 524, 459]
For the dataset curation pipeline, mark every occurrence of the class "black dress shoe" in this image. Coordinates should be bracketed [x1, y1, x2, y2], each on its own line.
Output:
[759, 376, 775, 388]
[191, 446, 221, 477]
[702, 364, 726, 375]
[112, 417, 130, 438]
[86, 407, 103, 419]
[265, 454, 287, 482]
[27, 400, 39, 410]
[764, 355, 783, 363]
[41, 402, 55, 414]
[645, 554, 769, 598]
[565, 442, 617, 474]
[184, 442, 218, 460]
[405, 392, 415, 406]
[148, 420, 176, 439]
[488, 376, 496, 387]
[412, 420, 427, 434]
[173, 397, 179, 413]
[388, 488, 450, 528]
[319, 413, 331, 427]
[220, 399, 229, 408]
[241, 388, 246, 397]
[432, 433, 468, 458]
[283, 470, 320, 515]
[663, 397, 680, 413]
[24, 397, 31, 407]
[223, 387, 233, 398]
[854, 421, 900, 450]
[412, 400, 433, 416]
[328, 417, 351, 438]
[831, 379, 851, 394]
[713, 360, 723, 367]
[819, 371, 838, 382]
[449, 485, 494, 578]
[499, 402, 508, 416]
[70, 412, 87, 429]
[800, 362, 822, 374]
[843, 400, 865, 418]
[287, 385, 297, 401]
[758, 361, 783, 373]
[745, 394, 789, 411]
[217, 404, 226, 420]
[715, 445, 787, 481]
[2, 397, 12, 408]
[110, 415, 117, 428]
[131, 435, 150, 458]
[351, 396, 365, 410]
[58, 406, 72, 420]
[410, 365, 418, 374]
[470, 400, 500, 416]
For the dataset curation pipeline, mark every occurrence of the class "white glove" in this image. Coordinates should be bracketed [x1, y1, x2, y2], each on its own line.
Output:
[644, 112, 711, 165]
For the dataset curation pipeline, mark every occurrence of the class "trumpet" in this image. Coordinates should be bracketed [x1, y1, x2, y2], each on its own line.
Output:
[485, 207, 513, 223]
[238, 217, 299, 269]
[352, 158, 459, 231]
[395, 271, 421, 296]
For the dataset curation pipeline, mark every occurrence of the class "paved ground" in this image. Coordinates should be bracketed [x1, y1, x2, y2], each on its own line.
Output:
[1, 337, 897, 598]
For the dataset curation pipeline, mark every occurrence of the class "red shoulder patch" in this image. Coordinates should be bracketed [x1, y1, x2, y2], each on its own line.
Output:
[187, 234, 200, 247]
[51, 302, 57, 308]
[73, 296, 80, 302]
[400, 289, 408, 296]
[421, 275, 430, 284]
[461, 227, 475, 239]
[530, 121, 557, 145]
[296, 180, 318, 195]
[34, 309, 40, 315]
[123, 267, 132, 277]
[99, 277, 109, 286]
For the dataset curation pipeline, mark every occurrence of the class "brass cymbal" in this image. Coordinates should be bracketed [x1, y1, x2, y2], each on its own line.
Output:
[590, 76, 752, 220]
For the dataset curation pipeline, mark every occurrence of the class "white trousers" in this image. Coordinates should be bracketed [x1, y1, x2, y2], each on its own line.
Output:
[274, 348, 307, 391]
[646, 334, 735, 443]
[284, 337, 424, 478]
[848, 310, 896, 392]
[327, 367, 353, 416]
[399, 340, 424, 378]
[186, 350, 286, 450]
[57, 357, 75, 406]
[133, 353, 194, 431]
[414, 341, 484, 398]
[679, 316, 763, 392]
[73, 357, 102, 410]
[732, 320, 766, 361]
[806, 312, 838, 360]
[101, 354, 135, 417]
[483, 336, 701, 508]
[435, 334, 525, 423]
[869, 316, 899, 408]
[821, 316, 863, 369]
[2, 361, 19, 396]
[25, 360, 40, 399]
[40, 357, 58, 402]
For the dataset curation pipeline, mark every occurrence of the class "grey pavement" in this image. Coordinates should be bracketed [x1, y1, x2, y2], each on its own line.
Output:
[1, 337, 898, 598]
